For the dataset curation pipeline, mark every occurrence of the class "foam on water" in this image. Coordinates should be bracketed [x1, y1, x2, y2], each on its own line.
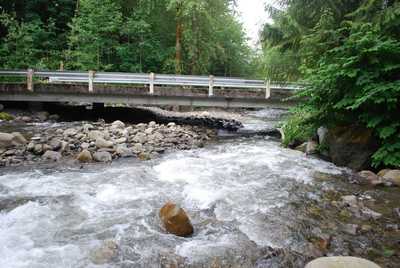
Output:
[0, 131, 346, 267]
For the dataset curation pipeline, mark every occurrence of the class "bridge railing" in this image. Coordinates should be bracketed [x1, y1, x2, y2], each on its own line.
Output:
[0, 69, 302, 99]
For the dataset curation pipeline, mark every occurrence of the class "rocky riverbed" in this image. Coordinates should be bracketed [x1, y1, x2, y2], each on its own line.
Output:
[0, 110, 221, 167]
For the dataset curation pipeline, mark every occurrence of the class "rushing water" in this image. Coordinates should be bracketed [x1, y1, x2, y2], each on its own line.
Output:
[0, 109, 398, 268]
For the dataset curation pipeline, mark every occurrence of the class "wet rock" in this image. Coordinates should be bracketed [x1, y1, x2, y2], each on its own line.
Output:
[77, 150, 92, 163]
[93, 151, 112, 162]
[159, 202, 193, 237]
[138, 152, 151, 161]
[378, 169, 400, 186]
[95, 138, 113, 149]
[343, 224, 358, 235]
[305, 256, 381, 268]
[21, 116, 32, 122]
[42, 150, 62, 162]
[357, 170, 383, 186]
[361, 207, 382, 220]
[341, 195, 358, 207]
[83, 123, 94, 133]
[115, 145, 133, 158]
[90, 240, 119, 265]
[81, 142, 90, 150]
[33, 144, 44, 155]
[326, 126, 378, 170]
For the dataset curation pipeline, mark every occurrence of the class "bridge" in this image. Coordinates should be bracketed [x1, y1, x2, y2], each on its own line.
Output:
[0, 70, 299, 108]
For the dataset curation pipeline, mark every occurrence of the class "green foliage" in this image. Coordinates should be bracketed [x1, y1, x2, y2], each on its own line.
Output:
[280, 107, 316, 147]
[266, 0, 400, 168]
[0, 112, 14, 121]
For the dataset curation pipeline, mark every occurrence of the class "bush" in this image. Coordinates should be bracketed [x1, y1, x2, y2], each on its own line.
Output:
[280, 107, 316, 147]
[0, 112, 14, 121]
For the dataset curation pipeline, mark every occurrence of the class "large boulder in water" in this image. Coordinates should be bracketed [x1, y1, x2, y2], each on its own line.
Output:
[325, 126, 377, 170]
[305, 256, 381, 268]
[0, 132, 27, 148]
[77, 149, 93, 163]
[159, 202, 193, 237]
[378, 169, 400, 186]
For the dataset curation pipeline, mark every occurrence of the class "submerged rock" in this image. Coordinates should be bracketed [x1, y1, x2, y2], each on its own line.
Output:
[305, 256, 381, 268]
[90, 240, 119, 265]
[159, 202, 193, 237]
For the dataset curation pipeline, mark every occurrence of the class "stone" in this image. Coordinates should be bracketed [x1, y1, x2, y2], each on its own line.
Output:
[93, 151, 112, 162]
[111, 120, 125, 129]
[0, 132, 27, 148]
[88, 130, 105, 141]
[63, 128, 77, 137]
[149, 121, 157, 127]
[133, 133, 147, 144]
[394, 208, 400, 219]
[341, 195, 358, 207]
[326, 126, 378, 170]
[343, 224, 358, 235]
[115, 145, 133, 158]
[379, 169, 400, 186]
[21, 116, 32, 122]
[115, 137, 127, 144]
[138, 152, 151, 161]
[60, 141, 69, 152]
[36, 111, 49, 121]
[42, 151, 62, 162]
[90, 240, 119, 265]
[306, 141, 318, 155]
[159, 202, 193, 237]
[305, 257, 381, 268]
[95, 138, 113, 149]
[49, 138, 62, 151]
[77, 150, 93, 163]
[27, 142, 35, 151]
[167, 122, 176, 127]
[361, 207, 382, 220]
[81, 142, 90, 150]
[357, 170, 383, 186]
[33, 144, 43, 155]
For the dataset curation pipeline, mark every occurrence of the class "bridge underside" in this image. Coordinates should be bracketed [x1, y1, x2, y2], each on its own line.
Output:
[0, 84, 294, 109]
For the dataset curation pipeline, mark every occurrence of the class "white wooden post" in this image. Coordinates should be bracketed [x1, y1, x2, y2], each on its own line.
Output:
[149, 72, 155, 95]
[88, 70, 95, 92]
[27, 69, 34, 92]
[208, 75, 214, 97]
[265, 79, 271, 99]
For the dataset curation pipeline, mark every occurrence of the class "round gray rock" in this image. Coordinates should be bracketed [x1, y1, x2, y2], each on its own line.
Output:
[305, 257, 381, 268]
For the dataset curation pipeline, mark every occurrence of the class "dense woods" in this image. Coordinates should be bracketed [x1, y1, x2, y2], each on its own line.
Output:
[261, 0, 400, 168]
[0, 0, 254, 77]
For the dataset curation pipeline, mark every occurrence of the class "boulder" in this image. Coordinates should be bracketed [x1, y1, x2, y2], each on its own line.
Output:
[33, 144, 43, 155]
[111, 120, 125, 129]
[0, 132, 27, 148]
[326, 126, 378, 170]
[83, 123, 94, 133]
[95, 138, 113, 149]
[49, 138, 62, 151]
[305, 256, 381, 268]
[357, 170, 383, 186]
[77, 150, 93, 163]
[48, 114, 60, 121]
[159, 202, 193, 237]
[88, 130, 105, 141]
[42, 151, 62, 162]
[115, 145, 133, 158]
[378, 169, 400, 186]
[295, 142, 307, 153]
[63, 128, 77, 137]
[93, 151, 112, 162]
[36, 111, 49, 121]
[90, 240, 119, 265]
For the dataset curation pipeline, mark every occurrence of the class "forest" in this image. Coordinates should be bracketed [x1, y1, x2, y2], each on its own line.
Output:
[0, 0, 256, 77]
[261, 0, 400, 168]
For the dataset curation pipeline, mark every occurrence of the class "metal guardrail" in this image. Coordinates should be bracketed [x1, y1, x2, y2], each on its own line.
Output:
[0, 69, 302, 98]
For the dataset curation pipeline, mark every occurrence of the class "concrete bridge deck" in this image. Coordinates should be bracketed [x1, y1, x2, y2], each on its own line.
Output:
[0, 70, 298, 108]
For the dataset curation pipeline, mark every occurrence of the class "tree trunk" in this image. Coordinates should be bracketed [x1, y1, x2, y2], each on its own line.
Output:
[175, 5, 183, 74]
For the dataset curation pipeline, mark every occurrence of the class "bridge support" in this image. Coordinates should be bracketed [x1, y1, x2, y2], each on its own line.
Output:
[88, 70, 95, 92]
[149, 72, 155, 95]
[208, 75, 214, 97]
[27, 69, 34, 92]
[265, 79, 271, 99]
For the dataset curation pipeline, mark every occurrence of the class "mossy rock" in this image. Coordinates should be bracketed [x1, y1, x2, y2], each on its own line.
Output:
[0, 112, 14, 121]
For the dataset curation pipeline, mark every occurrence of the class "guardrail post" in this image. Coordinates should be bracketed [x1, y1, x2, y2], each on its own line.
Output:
[149, 72, 155, 95]
[27, 69, 34, 92]
[265, 79, 271, 99]
[88, 70, 95, 92]
[208, 75, 214, 97]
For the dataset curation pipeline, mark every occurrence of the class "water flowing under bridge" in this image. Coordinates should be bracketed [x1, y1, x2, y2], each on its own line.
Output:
[0, 70, 300, 108]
